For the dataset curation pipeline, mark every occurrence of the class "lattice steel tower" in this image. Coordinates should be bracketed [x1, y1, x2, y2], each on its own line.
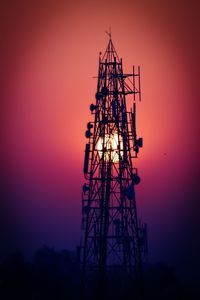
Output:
[80, 35, 147, 299]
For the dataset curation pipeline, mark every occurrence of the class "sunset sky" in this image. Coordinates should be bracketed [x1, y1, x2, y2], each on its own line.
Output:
[1, 0, 200, 285]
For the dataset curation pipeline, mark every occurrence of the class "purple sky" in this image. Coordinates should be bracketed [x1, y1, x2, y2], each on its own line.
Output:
[1, 0, 200, 285]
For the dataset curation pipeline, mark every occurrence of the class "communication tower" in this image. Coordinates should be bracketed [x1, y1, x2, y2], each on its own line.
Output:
[80, 35, 147, 299]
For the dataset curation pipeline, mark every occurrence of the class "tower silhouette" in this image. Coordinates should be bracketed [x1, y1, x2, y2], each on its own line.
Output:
[80, 35, 147, 299]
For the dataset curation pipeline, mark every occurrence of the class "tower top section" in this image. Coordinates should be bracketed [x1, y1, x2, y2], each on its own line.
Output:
[101, 34, 120, 63]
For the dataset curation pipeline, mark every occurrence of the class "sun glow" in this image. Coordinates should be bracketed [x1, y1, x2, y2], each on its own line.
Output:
[97, 133, 123, 163]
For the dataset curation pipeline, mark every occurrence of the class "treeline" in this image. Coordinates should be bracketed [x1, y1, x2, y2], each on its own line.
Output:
[0, 246, 80, 299]
[0, 246, 199, 299]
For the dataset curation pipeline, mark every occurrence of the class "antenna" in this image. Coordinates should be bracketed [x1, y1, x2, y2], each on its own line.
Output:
[105, 27, 112, 39]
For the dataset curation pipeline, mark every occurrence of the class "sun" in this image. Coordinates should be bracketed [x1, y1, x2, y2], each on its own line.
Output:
[97, 133, 123, 162]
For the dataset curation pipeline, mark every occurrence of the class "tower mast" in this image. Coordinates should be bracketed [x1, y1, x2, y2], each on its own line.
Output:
[80, 35, 147, 299]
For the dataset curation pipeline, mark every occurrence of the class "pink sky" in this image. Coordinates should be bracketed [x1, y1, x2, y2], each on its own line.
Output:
[1, 0, 200, 281]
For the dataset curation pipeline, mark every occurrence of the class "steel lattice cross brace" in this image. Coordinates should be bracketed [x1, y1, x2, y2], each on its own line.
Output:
[80, 37, 147, 299]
